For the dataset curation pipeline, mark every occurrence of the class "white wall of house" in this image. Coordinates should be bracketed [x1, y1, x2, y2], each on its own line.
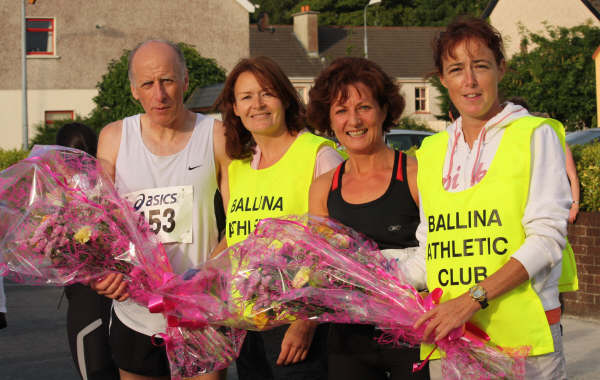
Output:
[290, 77, 315, 105]
[490, 0, 600, 57]
[0, 89, 97, 150]
[398, 79, 448, 132]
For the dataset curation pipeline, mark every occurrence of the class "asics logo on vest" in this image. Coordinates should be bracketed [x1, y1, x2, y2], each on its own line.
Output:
[188, 164, 202, 170]
[133, 193, 178, 211]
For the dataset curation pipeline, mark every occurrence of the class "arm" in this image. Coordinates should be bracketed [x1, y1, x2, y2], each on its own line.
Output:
[308, 169, 335, 217]
[565, 144, 580, 223]
[415, 125, 571, 342]
[90, 121, 130, 301]
[406, 155, 419, 205]
[213, 120, 231, 214]
[209, 120, 231, 258]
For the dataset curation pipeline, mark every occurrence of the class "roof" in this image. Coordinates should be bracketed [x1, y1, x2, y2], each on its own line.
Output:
[482, 0, 600, 20]
[185, 83, 224, 112]
[582, 0, 600, 19]
[250, 25, 443, 78]
[235, 0, 256, 13]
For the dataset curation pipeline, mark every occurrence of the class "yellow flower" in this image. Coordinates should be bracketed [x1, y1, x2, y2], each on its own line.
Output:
[74, 226, 92, 244]
[292, 266, 311, 288]
[252, 311, 271, 330]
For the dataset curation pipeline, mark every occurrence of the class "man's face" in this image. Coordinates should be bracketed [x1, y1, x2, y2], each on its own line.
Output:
[130, 42, 188, 127]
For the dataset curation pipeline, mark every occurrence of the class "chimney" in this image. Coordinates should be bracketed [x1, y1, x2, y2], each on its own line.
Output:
[293, 5, 319, 57]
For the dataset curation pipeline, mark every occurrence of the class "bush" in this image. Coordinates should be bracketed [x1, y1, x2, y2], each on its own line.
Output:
[29, 42, 228, 144]
[571, 142, 600, 212]
[87, 42, 226, 131]
[0, 149, 29, 171]
[30, 117, 89, 147]
[395, 117, 435, 132]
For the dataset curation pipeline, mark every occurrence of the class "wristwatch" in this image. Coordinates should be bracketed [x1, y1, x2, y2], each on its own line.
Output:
[469, 284, 489, 309]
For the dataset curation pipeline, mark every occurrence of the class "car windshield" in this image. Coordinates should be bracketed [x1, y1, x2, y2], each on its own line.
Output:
[566, 129, 600, 146]
[385, 132, 431, 151]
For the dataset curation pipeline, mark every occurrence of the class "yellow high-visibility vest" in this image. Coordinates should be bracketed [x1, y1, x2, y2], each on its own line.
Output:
[226, 132, 335, 245]
[416, 116, 567, 359]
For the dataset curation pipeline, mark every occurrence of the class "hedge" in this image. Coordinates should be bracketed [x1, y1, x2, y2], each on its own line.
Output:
[571, 141, 600, 212]
[0, 149, 29, 171]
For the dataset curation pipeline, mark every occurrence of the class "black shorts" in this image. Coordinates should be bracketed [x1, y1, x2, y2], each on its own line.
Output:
[65, 283, 118, 380]
[236, 324, 329, 380]
[327, 324, 429, 380]
[109, 309, 170, 377]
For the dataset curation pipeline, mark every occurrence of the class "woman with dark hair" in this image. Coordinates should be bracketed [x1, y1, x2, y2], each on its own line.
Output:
[215, 56, 343, 380]
[308, 57, 428, 380]
[413, 16, 571, 378]
[56, 122, 119, 380]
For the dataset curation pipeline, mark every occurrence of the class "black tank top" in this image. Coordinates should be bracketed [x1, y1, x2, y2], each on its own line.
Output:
[327, 150, 419, 250]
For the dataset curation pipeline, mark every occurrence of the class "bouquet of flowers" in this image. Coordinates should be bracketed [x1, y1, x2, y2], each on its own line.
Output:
[0, 146, 244, 379]
[0, 146, 170, 291]
[151, 215, 529, 379]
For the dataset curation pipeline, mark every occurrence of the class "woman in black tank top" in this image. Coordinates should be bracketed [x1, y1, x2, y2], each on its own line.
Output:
[307, 57, 429, 380]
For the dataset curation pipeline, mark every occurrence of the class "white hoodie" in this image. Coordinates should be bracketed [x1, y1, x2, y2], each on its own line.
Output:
[412, 102, 572, 311]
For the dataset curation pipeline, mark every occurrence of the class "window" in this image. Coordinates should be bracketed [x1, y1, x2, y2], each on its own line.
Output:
[26, 18, 54, 55]
[415, 87, 427, 112]
[45, 110, 73, 126]
[295, 86, 307, 104]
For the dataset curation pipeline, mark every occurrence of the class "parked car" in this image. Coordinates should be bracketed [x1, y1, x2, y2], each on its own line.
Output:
[385, 129, 435, 151]
[565, 129, 600, 146]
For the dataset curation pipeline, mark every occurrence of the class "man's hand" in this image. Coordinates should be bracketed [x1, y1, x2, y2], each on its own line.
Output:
[413, 293, 479, 342]
[276, 320, 318, 365]
[90, 273, 129, 301]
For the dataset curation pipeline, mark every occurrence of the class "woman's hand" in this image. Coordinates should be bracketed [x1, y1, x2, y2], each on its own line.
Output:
[568, 202, 579, 224]
[277, 320, 318, 365]
[90, 273, 129, 301]
[413, 293, 479, 342]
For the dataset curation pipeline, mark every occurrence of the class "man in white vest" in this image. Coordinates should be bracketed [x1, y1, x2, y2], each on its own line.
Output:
[92, 40, 230, 380]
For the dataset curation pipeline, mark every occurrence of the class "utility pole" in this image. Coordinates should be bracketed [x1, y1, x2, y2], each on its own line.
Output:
[21, 0, 29, 150]
[363, 0, 381, 59]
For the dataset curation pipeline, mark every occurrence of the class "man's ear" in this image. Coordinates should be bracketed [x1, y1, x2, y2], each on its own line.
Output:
[183, 70, 189, 93]
[130, 83, 139, 101]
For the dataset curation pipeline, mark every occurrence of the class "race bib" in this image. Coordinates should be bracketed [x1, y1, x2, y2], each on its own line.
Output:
[125, 185, 193, 244]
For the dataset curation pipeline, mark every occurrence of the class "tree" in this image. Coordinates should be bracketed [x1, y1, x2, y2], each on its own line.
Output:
[250, 0, 488, 27]
[500, 24, 600, 130]
[86, 42, 226, 132]
[429, 75, 452, 121]
[30, 43, 226, 144]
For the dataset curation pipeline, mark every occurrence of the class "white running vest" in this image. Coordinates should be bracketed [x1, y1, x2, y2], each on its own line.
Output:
[113, 113, 219, 336]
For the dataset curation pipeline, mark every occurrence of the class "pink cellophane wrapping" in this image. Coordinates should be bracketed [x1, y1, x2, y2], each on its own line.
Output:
[0, 148, 530, 379]
[155, 215, 529, 379]
[0, 146, 231, 379]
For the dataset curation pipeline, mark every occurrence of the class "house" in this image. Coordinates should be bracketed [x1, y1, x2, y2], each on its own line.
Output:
[0, 0, 255, 150]
[593, 45, 600, 124]
[482, 0, 600, 57]
[248, 8, 447, 131]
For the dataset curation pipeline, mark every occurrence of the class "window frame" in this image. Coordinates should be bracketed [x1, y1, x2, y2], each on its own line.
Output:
[414, 86, 428, 113]
[45, 110, 74, 126]
[26, 17, 55, 56]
